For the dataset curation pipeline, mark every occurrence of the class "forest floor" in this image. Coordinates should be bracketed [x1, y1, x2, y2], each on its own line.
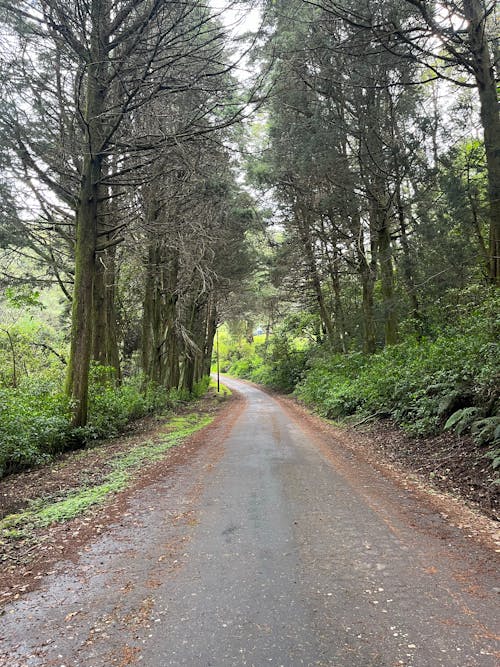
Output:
[0, 380, 498, 610]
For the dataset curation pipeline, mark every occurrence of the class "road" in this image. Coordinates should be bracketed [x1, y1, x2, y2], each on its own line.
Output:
[0, 377, 498, 666]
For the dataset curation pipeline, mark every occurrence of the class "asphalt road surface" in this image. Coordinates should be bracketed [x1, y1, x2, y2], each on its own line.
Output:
[1, 377, 498, 666]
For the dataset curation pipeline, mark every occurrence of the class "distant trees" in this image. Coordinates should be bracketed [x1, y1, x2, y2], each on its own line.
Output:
[139, 129, 249, 393]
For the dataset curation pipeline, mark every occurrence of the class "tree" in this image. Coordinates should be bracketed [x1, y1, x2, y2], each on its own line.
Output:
[306, 0, 499, 284]
[0, 0, 255, 424]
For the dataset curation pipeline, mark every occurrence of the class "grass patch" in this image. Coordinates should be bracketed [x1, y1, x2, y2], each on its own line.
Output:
[0, 413, 213, 537]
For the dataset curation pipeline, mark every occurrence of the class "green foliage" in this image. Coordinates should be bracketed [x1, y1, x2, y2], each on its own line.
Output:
[296, 294, 499, 447]
[0, 379, 71, 475]
[258, 332, 308, 392]
[223, 292, 498, 479]
[192, 375, 211, 398]
[83, 366, 168, 440]
[444, 408, 479, 435]
[224, 322, 309, 392]
[0, 313, 67, 388]
[208, 376, 232, 396]
[3, 286, 45, 310]
[0, 364, 213, 478]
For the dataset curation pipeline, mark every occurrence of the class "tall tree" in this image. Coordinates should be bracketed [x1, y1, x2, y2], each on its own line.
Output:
[307, 0, 499, 284]
[0, 0, 252, 424]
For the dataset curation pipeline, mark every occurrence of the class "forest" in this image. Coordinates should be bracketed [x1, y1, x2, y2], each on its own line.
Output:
[0, 0, 498, 495]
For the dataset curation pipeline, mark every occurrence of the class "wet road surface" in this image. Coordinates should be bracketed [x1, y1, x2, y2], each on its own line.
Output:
[1, 377, 499, 666]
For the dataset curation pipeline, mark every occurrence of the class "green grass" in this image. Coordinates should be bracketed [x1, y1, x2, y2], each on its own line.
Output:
[0, 414, 213, 536]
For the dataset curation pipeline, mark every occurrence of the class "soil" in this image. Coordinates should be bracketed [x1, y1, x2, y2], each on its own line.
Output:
[360, 420, 499, 519]
[3, 376, 498, 667]
[0, 395, 226, 520]
[274, 393, 499, 553]
[268, 391, 499, 521]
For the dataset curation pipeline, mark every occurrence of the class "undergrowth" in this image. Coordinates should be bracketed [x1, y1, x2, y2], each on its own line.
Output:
[227, 292, 499, 471]
[0, 368, 213, 478]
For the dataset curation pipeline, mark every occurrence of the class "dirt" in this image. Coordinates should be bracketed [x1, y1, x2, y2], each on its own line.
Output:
[273, 393, 499, 552]
[361, 420, 499, 517]
[264, 389, 498, 521]
[0, 395, 226, 520]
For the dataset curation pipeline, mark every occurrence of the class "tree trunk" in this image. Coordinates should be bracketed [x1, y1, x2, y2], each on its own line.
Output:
[161, 253, 180, 389]
[142, 237, 180, 390]
[320, 229, 347, 353]
[353, 212, 377, 354]
[65, 157, 99, 426]
[377, 217, 398, 346]
[358, 247, 377, 354]
[65, 0, 108, 426]
[203, 294, 217, 377]
[93, 246, 120, 379]
[395, 171, 422, 336]
[465, 0, 500, 285]
[296, 207, 335, 344]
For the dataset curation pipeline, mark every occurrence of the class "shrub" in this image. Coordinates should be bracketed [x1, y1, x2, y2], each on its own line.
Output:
[84, 366, 171, 439]
[0, 367, 175, 478]
[296, 322, 498, 443]
[227, 330, 309, 393]
[0, 379, 71, 476]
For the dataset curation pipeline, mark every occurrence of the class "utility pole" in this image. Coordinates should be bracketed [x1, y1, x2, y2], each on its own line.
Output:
[216, 326, 220, 393]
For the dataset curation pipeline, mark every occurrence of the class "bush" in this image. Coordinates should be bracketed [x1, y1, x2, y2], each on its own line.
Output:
[296, 302, 499, 443]
[227, 332, 308, 393]
[0, 379, 71, 476]
[0, 367, 175, 478]
[0, 364, 217, 478]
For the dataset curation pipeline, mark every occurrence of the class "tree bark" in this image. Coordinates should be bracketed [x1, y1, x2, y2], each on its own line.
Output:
[463, 0, 500, 285]
[203, 294, 217, 377]
[65, 0, 108, 426]
[296, 206, 335, 344]
[65, 155, 99, 426]
[142, 236, 180, 390]
[319, 225, 347, 353]
[93, 246, 120, 379]
[377, 215, 398, 346]
[357, 226, 377, 354]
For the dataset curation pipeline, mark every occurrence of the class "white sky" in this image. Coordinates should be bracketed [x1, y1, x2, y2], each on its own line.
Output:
[211, 1, 262, 81]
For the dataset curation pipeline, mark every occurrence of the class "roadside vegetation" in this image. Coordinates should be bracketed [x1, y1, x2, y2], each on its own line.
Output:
[0, 413, 213, 540]
[0, 296, 213, 478]
[219, 288, 500, 482]
[211, 0, 500, 499]
[0, 0, 498, 517]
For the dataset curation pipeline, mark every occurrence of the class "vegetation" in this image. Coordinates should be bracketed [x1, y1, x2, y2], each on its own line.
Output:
[0, 1, 498, 490]
[0, 413, 213, 538]
[0, 0, 260, 431]
[222, 288, 499, 473]
[211, 1, 499, 483]
[0, 361, 212, 477]
[0, 2, 259, 478]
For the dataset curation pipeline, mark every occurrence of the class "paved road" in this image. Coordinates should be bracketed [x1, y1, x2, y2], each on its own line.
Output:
[1, 377, 499, 666]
